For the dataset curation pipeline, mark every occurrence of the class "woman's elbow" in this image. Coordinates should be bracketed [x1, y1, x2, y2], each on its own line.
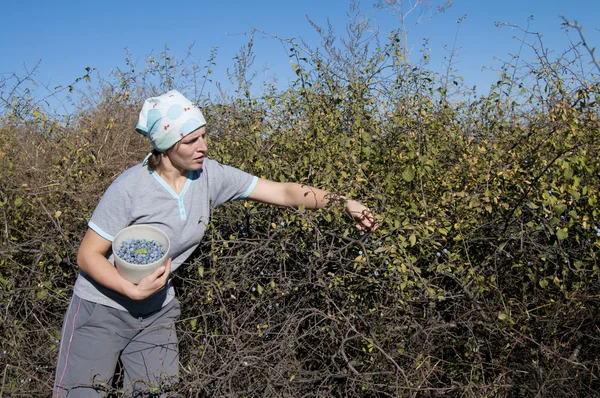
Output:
[76, 248, 89, 271]
[76, 246, 101, 272]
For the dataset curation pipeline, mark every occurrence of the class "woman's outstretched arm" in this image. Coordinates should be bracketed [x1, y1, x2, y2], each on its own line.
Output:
[247, 178, 376, 231]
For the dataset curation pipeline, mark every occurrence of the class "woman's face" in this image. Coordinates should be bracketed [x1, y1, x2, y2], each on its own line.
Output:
[165, 126, 208, 172]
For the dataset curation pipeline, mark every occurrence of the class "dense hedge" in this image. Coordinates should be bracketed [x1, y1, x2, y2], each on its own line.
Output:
[1, 7, 599, 397]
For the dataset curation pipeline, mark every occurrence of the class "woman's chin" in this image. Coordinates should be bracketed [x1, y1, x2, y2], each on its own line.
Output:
[190, 160, 204, 169]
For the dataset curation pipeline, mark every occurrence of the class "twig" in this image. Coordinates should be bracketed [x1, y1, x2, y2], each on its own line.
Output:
[561, 16, 600, 74]
[0, 364, 8, 398]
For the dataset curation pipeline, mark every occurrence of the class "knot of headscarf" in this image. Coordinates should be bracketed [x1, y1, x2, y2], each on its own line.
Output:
[135, 90, 206, 152]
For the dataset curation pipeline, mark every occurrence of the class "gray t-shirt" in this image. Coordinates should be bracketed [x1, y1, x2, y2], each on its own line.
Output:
[72, 158, 258, 315]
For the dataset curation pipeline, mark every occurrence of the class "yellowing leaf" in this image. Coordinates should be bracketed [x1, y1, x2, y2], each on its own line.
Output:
[257, 284, 264, 295]
[409, 233, 416, 246]
[55, 210, 62, 218]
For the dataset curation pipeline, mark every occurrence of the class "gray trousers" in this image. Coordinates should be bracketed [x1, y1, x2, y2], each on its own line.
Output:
[53, 294, 180, 397]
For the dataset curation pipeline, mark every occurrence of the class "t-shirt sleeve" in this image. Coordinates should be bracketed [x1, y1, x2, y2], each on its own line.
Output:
[207, 160, 258, 208]
[88, 171, 134, 242]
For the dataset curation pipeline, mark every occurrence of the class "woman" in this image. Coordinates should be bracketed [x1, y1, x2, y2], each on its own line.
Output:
[53, 90, 375, 397]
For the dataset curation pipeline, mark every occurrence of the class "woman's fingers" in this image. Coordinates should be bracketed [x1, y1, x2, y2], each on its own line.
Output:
[133, 258, 172, 300]
[352, 207, 377, 231]
[158, 258, 171, 282]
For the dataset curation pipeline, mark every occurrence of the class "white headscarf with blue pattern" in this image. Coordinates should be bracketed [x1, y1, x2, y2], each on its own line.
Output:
[135, 90, 206, 152]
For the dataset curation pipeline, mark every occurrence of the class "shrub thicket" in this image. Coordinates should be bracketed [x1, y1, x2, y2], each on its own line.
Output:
[1, 3, 599, 397]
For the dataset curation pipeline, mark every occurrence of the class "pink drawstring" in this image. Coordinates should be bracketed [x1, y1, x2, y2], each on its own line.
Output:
[54, 297, 82, 397]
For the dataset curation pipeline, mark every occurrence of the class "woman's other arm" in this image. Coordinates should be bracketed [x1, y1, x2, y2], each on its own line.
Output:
[77, 228, 171, 300]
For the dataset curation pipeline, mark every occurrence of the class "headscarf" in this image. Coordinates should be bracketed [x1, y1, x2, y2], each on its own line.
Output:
[135, 90, 206, 152]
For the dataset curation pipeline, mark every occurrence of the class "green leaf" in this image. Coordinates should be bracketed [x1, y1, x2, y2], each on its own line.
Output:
[553, 204, 567, 215]
[539, 279, 549, 288]
[361, 130, 372, 142]
[409, 233, 416, 246]
[564, 167, 574, 179]
[257, 284, 264, 295]
[14, 197, 23, 207]
[402, 166, 415, 182]
[556, 228, 568, 240]
[498, 313, 508, 320]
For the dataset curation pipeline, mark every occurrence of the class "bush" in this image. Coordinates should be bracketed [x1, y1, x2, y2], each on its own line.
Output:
[1, 3, 598, 397]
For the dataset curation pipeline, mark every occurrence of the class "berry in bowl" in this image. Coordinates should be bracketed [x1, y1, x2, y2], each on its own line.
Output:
[112, 225, 170, 284]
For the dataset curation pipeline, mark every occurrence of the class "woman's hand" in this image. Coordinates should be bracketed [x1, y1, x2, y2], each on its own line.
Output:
[346, 200, 377, 231]
[130, 258, 172, 300]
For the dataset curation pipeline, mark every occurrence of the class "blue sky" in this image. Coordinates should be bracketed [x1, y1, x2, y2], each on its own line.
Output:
[1, 0, 598, 110]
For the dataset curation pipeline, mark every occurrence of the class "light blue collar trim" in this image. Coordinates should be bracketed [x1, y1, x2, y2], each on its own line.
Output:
[150, 170, 195, 199]
[151, 170, 196, 220]
[179, 170, 194, 198]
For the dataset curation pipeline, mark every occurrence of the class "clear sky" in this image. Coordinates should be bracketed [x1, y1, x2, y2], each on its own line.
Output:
[1, 0, 598, 110]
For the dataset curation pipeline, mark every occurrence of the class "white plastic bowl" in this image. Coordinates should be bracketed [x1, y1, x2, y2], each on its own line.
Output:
[112, 225, 170, 284]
